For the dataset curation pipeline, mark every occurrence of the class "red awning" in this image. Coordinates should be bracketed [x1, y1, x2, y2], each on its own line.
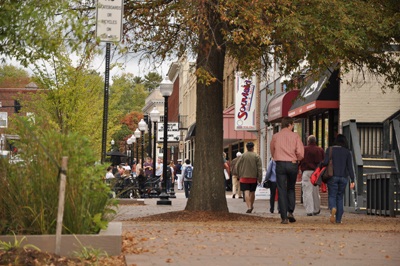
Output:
[267, 90, 300, 123]
[223, 106, 256, 141]
[288, 100, 339, 117]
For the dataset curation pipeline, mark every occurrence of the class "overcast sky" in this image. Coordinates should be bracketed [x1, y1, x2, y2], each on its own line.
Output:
[8, 43, 174, 82]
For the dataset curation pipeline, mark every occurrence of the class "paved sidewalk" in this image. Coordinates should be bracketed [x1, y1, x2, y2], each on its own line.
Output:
[114, 189, 400, 266]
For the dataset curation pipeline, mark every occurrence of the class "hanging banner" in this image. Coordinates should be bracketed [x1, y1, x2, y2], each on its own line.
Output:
[235, 72, 257, 131]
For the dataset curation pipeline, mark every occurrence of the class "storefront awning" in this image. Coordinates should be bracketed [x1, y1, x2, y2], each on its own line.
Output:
[223, 106, 256, 145]
[266, 90, 300, 123]
[185, 123, 196, 141]
[288, 69, 339, 117]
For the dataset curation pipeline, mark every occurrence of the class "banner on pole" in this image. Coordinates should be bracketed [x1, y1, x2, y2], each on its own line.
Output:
[235, 72, 257, 131]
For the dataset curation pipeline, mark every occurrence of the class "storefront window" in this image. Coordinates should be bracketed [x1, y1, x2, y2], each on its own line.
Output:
[294, 122, 302, 139]
[324, 113, 329, 150]
[317, 115, 323, 147]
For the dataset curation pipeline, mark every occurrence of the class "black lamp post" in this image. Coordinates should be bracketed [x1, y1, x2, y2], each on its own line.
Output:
[127, 135, 136, 169]
[138, 119, 147, 170]
[110, 139, 115, 151]
[169, 145, 176, 198]
[157, 77, 173, 205]
[131, 135, 136, 167]
[134, 129, 141, 165]
[149, 107, 160, 179]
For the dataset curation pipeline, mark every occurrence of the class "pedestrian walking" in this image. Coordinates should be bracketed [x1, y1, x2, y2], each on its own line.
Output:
[143, 157, 153, 179]
[236, 142, 262, 213]
[167, 161, 175, 193]
[181, 159, 193, 198]
[175, 159, 183, 190]
[300, 135, 325, 216]
[323, 134, 355, 224]
[270, 117, 304, 224]
[155, 157, 163, 181]
[230, 152, 242, 199]
[223, 152, 231, 191]
[264, 158, 278, 213]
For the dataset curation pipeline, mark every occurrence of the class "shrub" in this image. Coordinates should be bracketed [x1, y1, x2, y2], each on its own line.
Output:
[0, 117, 116, 235]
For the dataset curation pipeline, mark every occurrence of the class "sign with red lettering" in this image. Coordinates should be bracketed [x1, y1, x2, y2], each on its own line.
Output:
[234, 72, 257, 131]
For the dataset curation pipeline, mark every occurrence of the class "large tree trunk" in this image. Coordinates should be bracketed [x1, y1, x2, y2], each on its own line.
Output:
[185, 1, 228, 212]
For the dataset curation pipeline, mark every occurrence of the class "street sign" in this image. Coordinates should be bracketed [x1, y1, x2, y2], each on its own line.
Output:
[157, 123, 180, 142]
[96, 0, 123, 42]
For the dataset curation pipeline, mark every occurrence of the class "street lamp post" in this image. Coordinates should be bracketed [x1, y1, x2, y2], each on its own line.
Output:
[138, 119, 147, 172]
[127, 135, 136, 169]
[149, 107, 160, 180]
[131, 135, 136, 167]
[134, 129, 141, 166]
[127, 137, 132, 167]
[157, 77, 173, 205]
[111, 139, 115, 151]
[169, 145, 176, 198]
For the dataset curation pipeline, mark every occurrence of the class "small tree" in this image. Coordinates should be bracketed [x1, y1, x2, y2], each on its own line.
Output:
[0, 116, 115, 235]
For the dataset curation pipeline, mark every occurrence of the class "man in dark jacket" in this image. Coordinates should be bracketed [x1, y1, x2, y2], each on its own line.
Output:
[300, 135, 324, 216]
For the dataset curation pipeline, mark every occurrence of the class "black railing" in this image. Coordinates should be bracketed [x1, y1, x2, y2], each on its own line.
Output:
[356, 122, 383, 157]
[366, 172, 400, 217]
[391, 119, 400, 172]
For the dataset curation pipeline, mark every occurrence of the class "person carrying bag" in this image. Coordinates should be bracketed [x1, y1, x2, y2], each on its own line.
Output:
[323, 134, 355, 224]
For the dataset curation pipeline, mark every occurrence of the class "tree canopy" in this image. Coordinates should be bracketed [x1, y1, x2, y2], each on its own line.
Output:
[121, 0, 400, 212]
[0, 64, 31, 88]
[1, 0, 399, 212]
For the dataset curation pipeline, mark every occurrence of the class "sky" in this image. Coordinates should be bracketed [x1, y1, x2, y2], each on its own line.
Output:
[91, 44, 174, 80]
[8, 43, 174, 82]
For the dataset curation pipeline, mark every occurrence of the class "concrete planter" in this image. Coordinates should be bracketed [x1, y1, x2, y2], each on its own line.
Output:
[0, 222, 122, 256]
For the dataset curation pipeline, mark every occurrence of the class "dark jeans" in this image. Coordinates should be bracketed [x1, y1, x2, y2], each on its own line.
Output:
[276, 161, 298, 220]
[166, 178, 172, 192]
[269, 181, 278, 212]
[184, 181, 192, 198]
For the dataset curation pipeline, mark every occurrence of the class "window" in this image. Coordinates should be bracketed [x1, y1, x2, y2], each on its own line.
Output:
[0, 112, 7, 128]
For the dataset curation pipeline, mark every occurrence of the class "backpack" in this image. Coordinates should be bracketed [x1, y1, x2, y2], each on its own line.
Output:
[184, 166, 193, 179]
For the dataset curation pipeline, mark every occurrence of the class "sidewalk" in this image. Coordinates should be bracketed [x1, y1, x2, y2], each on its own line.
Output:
[114, 189, 400, 266]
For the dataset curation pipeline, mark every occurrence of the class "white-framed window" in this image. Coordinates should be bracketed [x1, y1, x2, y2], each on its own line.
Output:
[0, 112, 8, 128]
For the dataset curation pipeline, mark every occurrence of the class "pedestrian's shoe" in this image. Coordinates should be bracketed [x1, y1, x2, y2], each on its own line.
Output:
[313, 210, 320, 216]
[330, 208, 337, 224]
[288, 213, 296, 223]
[232, 194, 236, 199]
[246, 208, 253, 213]
[307, 213, 313, 216]
[270, 209, 274, 213]
[281, 219, 289, 224]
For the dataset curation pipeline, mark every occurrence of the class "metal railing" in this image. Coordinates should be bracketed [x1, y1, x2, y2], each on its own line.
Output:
[356, 122, 383, 157]
[391, 119, 400, 172]
[366, 172, 400, 217]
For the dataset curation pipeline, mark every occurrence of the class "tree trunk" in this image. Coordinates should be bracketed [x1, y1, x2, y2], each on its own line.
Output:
[185, 1, 228, 212]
